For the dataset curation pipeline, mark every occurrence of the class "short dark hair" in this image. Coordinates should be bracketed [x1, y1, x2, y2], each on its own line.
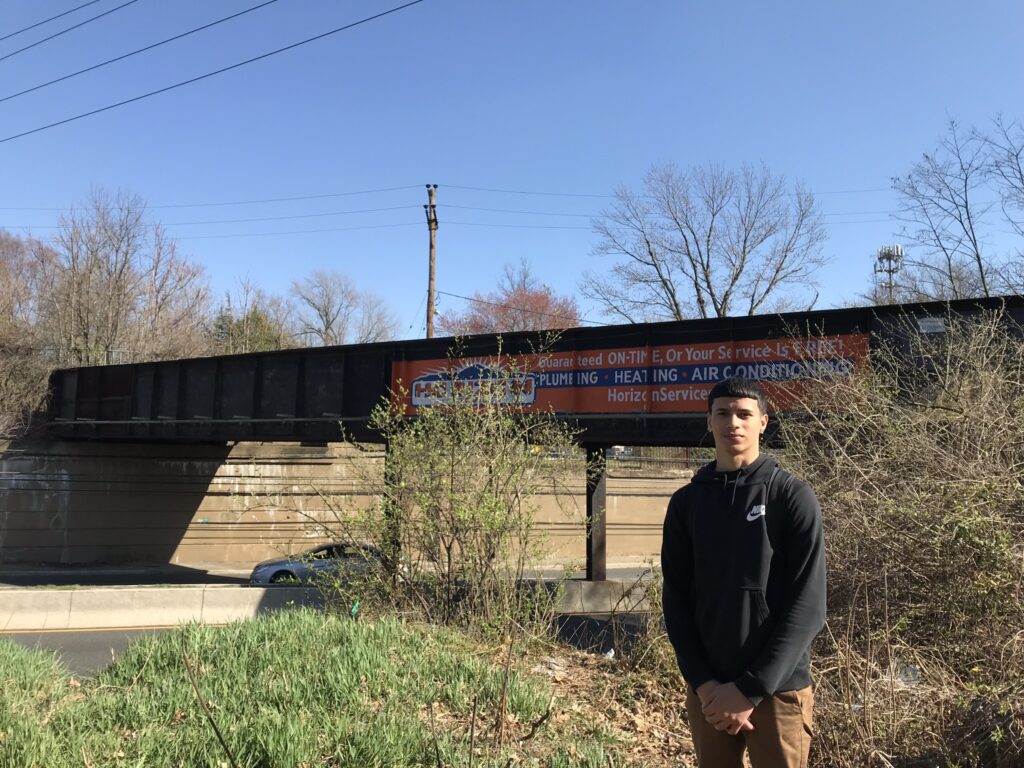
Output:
[707, 377, 768, 414]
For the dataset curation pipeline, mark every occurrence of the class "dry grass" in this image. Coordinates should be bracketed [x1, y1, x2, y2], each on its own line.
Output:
[523, 643, 696, 766]
[777, 309, 1024, 767]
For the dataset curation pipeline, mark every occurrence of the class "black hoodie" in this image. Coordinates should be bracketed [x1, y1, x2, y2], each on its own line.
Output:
[661, 455, 826, 703]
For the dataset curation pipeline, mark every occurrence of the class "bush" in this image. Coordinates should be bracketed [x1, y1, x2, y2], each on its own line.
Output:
[310, 346, 587, 637]
[778, 310, 1024, 766]
[0, 348, 50, 438]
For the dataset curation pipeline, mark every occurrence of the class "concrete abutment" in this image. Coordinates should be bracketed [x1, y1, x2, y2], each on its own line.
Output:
[0, 439, 689, 570]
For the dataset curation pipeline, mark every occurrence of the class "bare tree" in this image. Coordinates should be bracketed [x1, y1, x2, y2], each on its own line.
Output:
[132, 225, 211, 358]
[0, 232, 42, 339]
[892, 121, 1000, 300]
[290, 269, 397, 346]
[35, 189, 210, 365]
[583, 163, 827, 322]
[0, 194, 211, 433]
[0, 232, 53, 435]
[210, 277, 296, 354]
[437, 258, 580, 335]
[985, 116, 1024, 242]
[351, 290, 398, 343]
[887, 119, 1024, 301]
[290, 270, 358, 345]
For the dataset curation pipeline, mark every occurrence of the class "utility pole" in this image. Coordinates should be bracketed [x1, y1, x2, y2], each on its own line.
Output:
[424, 184, 438, 338]
[874, 244, 904, 303]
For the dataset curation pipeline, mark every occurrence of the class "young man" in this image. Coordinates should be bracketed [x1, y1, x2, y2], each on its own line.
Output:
[661, 377, 826, 768]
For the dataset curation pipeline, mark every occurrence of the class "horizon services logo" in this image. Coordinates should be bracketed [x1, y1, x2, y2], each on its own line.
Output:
[410, 363, 537, 408]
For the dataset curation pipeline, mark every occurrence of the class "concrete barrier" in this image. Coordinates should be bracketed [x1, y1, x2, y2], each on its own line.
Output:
[0, 585, 322, 631]
[0, 579, 648, 632]
[556, 578, 650, 615]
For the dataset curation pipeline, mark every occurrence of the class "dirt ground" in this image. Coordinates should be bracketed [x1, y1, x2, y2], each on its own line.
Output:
[526, 646, 697, 767]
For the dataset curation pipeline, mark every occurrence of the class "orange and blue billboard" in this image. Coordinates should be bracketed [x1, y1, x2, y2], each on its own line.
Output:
[392, 333, 870, 415]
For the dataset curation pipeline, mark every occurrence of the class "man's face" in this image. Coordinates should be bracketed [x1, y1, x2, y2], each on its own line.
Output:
[707, 396, 768, 458]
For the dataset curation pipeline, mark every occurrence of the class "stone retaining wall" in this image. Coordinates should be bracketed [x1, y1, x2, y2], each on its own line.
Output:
[0, 440, 689, 568]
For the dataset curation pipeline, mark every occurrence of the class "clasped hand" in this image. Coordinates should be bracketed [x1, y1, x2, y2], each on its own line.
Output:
[696, 681, 754, 736]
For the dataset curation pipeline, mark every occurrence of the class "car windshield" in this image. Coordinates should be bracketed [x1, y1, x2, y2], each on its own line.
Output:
[302, 545, 371, 560]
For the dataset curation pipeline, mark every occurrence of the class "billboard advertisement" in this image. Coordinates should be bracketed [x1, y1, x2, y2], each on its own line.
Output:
[392, 333, 870, 415]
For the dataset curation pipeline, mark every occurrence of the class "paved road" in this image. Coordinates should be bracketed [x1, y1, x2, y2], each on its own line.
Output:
[0, 566, 651, 588]
[2, 627, 175, 677]
[0, 568, 250, 588]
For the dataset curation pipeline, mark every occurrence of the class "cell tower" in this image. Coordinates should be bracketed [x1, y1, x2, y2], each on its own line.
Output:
[874, 244, 904, 303]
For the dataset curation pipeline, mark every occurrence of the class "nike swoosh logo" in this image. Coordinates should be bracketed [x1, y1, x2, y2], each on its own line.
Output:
[746, 506, 766, 522]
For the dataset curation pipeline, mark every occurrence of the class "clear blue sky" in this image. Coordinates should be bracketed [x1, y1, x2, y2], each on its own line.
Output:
[2, 0, 1022, 337]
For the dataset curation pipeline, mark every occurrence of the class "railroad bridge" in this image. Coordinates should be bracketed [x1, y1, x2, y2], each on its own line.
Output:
[4, 296, 1019, 578]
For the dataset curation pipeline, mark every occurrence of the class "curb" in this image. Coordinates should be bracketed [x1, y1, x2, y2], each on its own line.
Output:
[0, 585, 322, 632]
[0, 580, 649, 632]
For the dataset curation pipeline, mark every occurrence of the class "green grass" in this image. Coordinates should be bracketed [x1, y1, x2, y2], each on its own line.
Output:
[0, 611, 616, 767]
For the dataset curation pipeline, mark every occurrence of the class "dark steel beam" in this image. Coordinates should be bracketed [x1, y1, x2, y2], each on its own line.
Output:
[43, 295, 1024, 444]
[585, 445, 609, 581]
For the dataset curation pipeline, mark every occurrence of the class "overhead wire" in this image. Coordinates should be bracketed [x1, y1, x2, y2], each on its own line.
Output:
[0, 216, 899, 236]
[166, 205, 418, 226]
[444, 203, 900, 219]
[174, 222, 421, 240]
[0, 0, 106, 43]
[0, 205, 421, 230]
[444, 184, 616, 199]
[0, 185, 424, 211]
[407, 290, 428, 332]
[444, 182, 894, 199]
[0, 0, 428, 145]
[0, 181, 916, 237]
[445, 204, 593, 218]
[0, 0, 285, 105]
[0, 0, 141, 64]
[150, 185, 425, 210]
[446, 221, 591, 230]
[437, 289, 597, 326]
[0, 183, 904, 215]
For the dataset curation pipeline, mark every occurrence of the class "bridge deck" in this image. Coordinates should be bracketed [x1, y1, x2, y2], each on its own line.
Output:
[44, 296, 1023, 446]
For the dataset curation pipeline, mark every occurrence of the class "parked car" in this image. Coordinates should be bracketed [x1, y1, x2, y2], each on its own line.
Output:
[249, 542, 384, 585]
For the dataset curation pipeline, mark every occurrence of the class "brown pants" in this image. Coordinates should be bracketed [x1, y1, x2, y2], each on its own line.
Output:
[685, 686, 814, 768]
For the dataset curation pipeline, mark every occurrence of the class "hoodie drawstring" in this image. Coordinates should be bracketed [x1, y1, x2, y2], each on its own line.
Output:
[722, 471, 740, 505]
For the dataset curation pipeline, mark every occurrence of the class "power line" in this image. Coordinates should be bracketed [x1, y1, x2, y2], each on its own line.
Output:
[0, 0, 284, 106]
[444, 182, 894, 199]
[446, 221, 591, 230]
[0, 0, 141, 64]
[823, 209, 897, 217]
[0, 213, 901, 235]
[0, 187, 916, 227]
[446, 204, 593, 218]
[0, 189, 900, 214]
[446, 184, 616, 199]
[436, 288, 598, 325]
[407, 290, 428, 332]
[174, 221, 417, 239]
[1, 205, 420, 230]
[151, 185, 425, 210]
[166, 205, 417, 226]
[0, 0, 428, 145]
[0, 0, 106, 43]
[0, 185, 424, 211]
[827, 218, 892, 225]
[447, 203, 901, 219]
